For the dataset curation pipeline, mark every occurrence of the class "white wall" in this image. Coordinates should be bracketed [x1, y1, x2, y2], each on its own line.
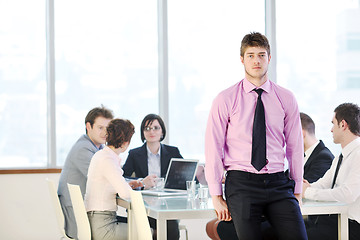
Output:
[0, 173, 211, 240]
[0, 173, 61, 240]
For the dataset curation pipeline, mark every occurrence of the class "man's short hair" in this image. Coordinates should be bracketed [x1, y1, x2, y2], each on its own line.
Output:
[240, 32, 271, 57]
[300, 112, 315, 135]
[334, 103, 360, 136]
[85, 105, 114, 133]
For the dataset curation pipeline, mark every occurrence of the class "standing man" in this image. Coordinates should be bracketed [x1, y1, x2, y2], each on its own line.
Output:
[301, 112, 334, 183]
[205, 32, 307, 239]
[303, 103, 360, 240]
[206, 112, 334, 240]
[58, 105, 114, 239]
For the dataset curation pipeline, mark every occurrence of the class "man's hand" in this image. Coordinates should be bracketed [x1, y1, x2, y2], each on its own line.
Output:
[212, 195, 232, 221]
[302, 179, 310, 198]
[142, 174, 157, 189]
[294, 193, 302, 206]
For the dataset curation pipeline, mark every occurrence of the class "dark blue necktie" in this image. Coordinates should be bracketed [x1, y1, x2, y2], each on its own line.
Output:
[251, 89, 267, 171]
[331, 154, 343, 188]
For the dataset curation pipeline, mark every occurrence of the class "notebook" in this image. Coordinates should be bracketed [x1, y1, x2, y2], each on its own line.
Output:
[141, 158, 199, 197]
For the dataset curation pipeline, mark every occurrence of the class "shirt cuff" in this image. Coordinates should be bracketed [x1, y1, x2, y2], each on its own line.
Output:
[304, 187, 316, 199]
[208, 183, 223, 196]
[294, 179, 303, 195]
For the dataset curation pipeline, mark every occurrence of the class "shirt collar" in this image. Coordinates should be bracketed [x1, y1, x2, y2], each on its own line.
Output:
[305, 140, 320, 158]
[342, 137, 360, 159]
[146, 144, 161, 157]
[243, 78, 271, 94]
[84, 134, 103, 150]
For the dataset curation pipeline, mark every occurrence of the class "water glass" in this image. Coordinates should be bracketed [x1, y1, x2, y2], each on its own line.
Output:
[186, 180, 196, 198]
[198, 187, 209, 202]
[155, 177, 165, 190]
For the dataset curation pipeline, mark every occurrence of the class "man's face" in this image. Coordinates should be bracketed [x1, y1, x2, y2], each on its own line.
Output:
[86, 116, 112, 148]
[240, 46, 271, 81]
[331, 113, 342, 144]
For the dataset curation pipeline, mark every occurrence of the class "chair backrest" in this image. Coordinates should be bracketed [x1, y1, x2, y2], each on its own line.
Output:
[130, 190, 152, 240]
[67, 183, 91, 240]
[46, 178, 73, 240]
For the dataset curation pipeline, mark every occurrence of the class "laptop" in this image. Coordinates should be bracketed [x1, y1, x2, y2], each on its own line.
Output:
[141, 158, 199, 197]
[195, 163, 207, 185]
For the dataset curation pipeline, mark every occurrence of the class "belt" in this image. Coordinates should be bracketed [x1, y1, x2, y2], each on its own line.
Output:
[227, 170, 286, 180]
[87, 210, 116, 216]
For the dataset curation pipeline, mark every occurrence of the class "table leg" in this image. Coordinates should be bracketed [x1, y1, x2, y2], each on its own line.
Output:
[338, 212, 348, 240]
[157, 218, 167, 240]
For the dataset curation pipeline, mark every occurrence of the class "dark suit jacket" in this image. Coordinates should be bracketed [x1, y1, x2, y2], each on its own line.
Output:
[304, 140, 334, 183]
[123, 143, 183, 178]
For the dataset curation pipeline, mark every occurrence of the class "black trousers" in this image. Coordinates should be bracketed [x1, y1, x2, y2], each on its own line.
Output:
[217, 217, 291, 240]
[225, 170, 307, 240]
[306, 215, 360, 240]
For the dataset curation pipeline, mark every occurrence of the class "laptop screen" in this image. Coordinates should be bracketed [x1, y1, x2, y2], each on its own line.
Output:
[164, 158, 199, 190]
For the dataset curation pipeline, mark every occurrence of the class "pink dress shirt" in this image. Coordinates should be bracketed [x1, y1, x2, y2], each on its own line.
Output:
[205, 78, 304, 196]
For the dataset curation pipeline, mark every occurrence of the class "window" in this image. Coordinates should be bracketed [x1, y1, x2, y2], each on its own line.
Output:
[276, 0, 360, 155]
[54, 0, 158, 165]
[6, 1, 355, 169]
[347, 39, 360, 51]
[0, 0, 47, 168]
[167, 0, 265, 160]
[0, 0, 158, 169]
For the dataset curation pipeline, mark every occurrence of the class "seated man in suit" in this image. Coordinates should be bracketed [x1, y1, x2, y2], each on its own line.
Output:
[57, 105, 114, 239]
[301, 112, 334, 183]
[206, 112, 334, 240]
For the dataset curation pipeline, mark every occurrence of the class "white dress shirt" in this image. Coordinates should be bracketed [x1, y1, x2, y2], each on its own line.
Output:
[304, 140, 320, 165]
[304, 137, 360, 223]
[147, 145, 161, 177]
[85, 146, 131, 212]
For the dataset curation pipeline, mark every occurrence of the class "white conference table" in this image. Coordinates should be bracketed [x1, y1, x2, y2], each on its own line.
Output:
[118, 195, 349, 240]
[301, 199, 348, 240]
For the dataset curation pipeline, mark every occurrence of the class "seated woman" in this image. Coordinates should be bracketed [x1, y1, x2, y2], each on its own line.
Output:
[84, 118, 155, 240]
[122, 113, 183, 239]
[123, 113, 182, 179]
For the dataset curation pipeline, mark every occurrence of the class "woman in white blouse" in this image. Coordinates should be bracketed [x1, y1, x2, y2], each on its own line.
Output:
[84, 118, 155, 240]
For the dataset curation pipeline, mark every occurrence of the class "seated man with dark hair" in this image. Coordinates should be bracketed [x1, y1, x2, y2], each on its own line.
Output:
[303, 103, 360, 240]
[58, 105, 114, 239]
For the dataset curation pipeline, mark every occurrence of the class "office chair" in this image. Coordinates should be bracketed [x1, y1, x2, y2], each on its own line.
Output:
[46, 178, 74, 240]
[129, 190, 153, 240]
[67, 184, 91, 240]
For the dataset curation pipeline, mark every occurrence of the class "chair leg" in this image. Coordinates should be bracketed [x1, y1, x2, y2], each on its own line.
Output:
[179, 224, 188, 240]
